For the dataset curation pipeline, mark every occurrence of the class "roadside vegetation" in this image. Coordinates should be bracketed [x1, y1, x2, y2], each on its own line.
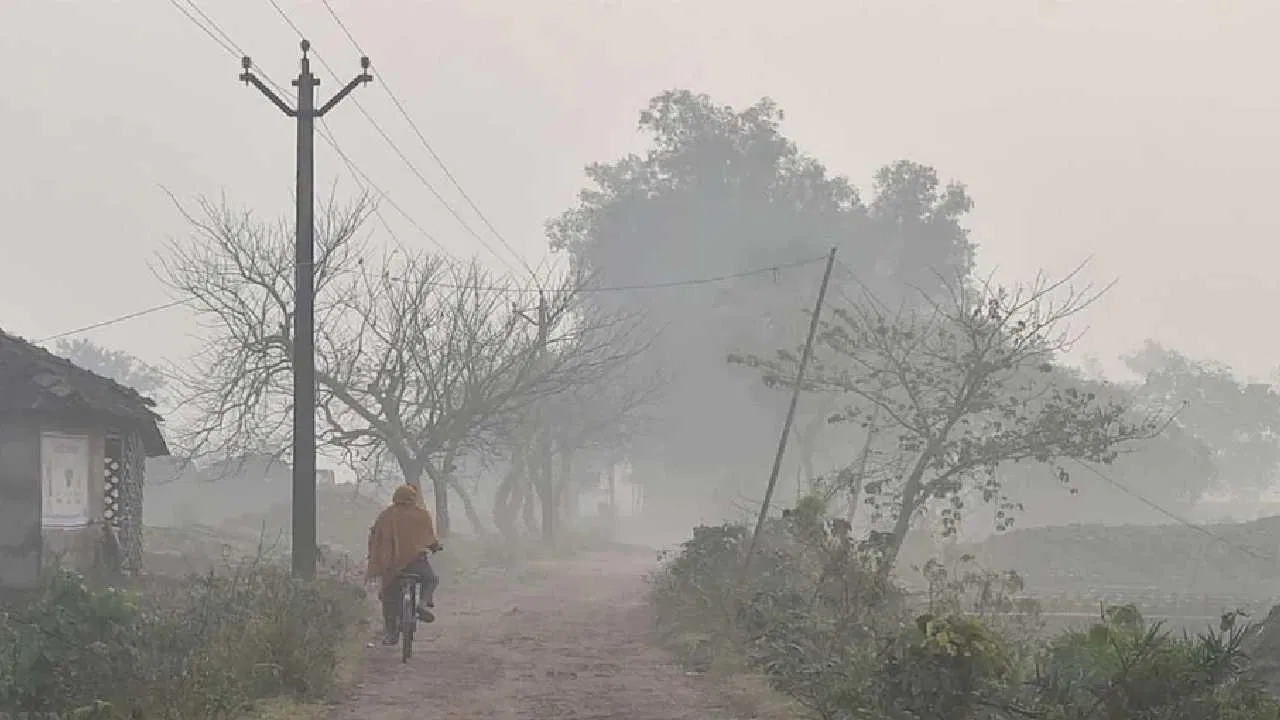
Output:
[652, 495, 1280, 720]
[0, 557, 365, 719]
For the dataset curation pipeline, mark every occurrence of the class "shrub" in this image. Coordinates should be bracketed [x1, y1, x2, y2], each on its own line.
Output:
[651, 496, 1280, 720]
[0, 557, 366, 719]
[875, 613, 1015, 719]
[1030, 606, 1280, 720]
[651, 493, 899, 717]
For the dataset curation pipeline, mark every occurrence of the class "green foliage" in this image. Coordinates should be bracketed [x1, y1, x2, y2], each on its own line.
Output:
[652, 494, 900, 718]
[0, 560, 366, 718]
[0, 569, 142, 717]
[1030, 607, 1280, 719]
[877, 613, 1015, 719]
[652, 500, 1280, 720]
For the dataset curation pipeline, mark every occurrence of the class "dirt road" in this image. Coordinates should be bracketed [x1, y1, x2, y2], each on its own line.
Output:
[327, 551, 742, 720]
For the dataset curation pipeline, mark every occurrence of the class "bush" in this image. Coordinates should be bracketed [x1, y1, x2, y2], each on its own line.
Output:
[0, 558, 366, 719]
[652, 494, 899, 717]
[651, 495, 1280, 720]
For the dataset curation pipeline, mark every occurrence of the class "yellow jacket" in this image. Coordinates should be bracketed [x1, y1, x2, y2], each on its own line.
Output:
[366, 484, 438, 584]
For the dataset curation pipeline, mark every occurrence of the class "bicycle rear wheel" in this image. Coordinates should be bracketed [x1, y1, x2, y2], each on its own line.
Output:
[400, 583, 416, 663]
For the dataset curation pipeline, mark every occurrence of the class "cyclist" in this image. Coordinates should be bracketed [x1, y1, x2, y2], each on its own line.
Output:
[366, 483, 442, 646]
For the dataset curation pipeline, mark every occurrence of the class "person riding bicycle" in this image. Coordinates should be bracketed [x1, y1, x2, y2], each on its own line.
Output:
[366, 483, 442, 646]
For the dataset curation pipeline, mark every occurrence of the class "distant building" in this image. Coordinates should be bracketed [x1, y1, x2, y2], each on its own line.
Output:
[0, 330, 169, 591]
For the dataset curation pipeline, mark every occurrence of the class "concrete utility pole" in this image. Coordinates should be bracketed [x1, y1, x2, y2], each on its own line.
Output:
[514, 293, 555, 541]
[238, 41, 372, 579]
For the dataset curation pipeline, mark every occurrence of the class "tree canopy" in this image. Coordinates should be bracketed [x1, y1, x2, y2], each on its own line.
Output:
[55, 337, 166, 399]
[738, 271, 1163, 572]
[547, 89, 976, 498]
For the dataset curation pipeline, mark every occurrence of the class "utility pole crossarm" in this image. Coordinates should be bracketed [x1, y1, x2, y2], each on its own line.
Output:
[317, 57, 373, 117]
[239, 57, 296, 117]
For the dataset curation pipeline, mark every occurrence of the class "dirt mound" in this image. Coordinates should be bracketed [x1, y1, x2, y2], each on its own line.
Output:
[217, 483, 385, 556]
[140, 484, 383, 576]
[960, 516, 1280, 598]
[142, 523, 263, 575]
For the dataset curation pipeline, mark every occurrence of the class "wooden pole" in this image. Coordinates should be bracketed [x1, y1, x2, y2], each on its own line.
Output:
[737, 247, 838, 585]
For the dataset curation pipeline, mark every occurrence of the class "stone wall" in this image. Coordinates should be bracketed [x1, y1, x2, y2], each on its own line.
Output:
[0, 418, 41, 590]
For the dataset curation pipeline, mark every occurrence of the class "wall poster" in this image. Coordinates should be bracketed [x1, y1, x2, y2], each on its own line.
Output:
[41, 432, 91, 528]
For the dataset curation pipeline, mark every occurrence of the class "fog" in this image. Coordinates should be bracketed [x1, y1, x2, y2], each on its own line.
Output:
[13, 1, 1280, 715]
[2, 0, 1278, 540]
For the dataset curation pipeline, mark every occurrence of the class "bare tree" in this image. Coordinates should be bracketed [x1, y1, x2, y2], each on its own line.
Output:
[497, 357, 661, 543]
[736, 267, 1165, 575]
[158, 193, 636, 537]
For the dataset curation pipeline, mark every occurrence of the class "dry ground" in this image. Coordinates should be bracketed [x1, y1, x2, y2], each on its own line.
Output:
[327, 550, 782, 720]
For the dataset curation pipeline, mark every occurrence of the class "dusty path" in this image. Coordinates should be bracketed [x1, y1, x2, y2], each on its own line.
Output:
[328, 551, 740, 720]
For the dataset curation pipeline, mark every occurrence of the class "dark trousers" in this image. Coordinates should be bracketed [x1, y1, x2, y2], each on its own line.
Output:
[380, 554, 439, 632]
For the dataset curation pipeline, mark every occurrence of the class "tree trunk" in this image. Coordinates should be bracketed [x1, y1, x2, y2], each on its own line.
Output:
[430, 471, 451, 538]
[393, 448, 424, 491]
[555, 444, 577, 529]
[448, 476, 486, 535]
[520, 480, 539, 535]
[418, 455, 453, 538]
[534, 433, 555, 542]
[877, 448, 934, 580]
[608, 465, 617, 514]
[605, 464, 618, 535]
[492, 462, 521, 545]
[846, 423, 879, 527]
[878, 489, 918, 580]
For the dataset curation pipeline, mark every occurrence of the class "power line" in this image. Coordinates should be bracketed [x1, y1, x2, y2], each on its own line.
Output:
[173, 0, 443, 255]
[319, 0, 536, 278]
[35, 301, 186, 343]
[39, 256, 827, 342]
[390, 255, 829, 294]
[1073, 460, 1276, 563]
[182, 0, 251, 58]
[263, 0, 306, 38]
[166, 0, 243, 59]
[263, 0, 513, 270]
[242, 8, 414, 251]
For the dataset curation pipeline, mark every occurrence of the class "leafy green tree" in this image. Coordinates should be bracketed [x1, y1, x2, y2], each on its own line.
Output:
[548, 89, 975, 501]
[54, 337, 166, 397]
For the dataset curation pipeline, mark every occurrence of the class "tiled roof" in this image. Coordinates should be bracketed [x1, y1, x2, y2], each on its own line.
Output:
[0, 329, 169, 456]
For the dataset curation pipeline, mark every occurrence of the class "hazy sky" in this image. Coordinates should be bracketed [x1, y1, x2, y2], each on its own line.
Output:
[2, 0, 1278, 381]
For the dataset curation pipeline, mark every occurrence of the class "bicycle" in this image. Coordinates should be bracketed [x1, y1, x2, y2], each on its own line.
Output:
[394, 545, 441, 663]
